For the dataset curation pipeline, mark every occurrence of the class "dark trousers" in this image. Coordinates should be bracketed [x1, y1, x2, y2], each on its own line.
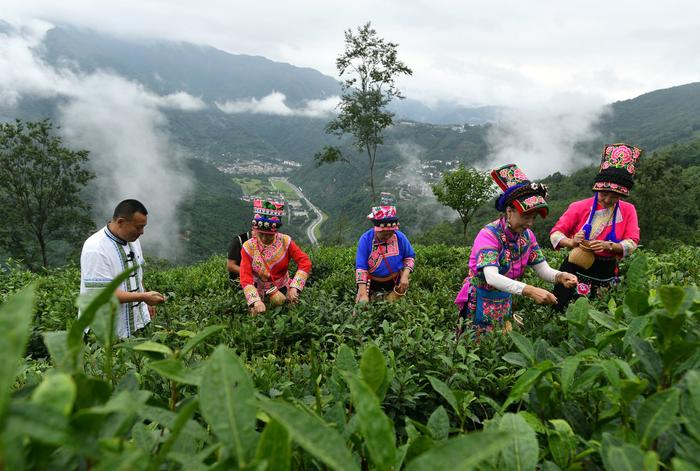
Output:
[369, 277, 398, 296]
[553, 256, 618, 312]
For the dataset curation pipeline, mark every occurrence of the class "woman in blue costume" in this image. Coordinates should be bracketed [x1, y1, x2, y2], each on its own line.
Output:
[355, 201, 415, 303]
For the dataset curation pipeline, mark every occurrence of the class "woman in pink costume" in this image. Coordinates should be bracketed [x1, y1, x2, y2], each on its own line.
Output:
[455, 164, 577, 335]
[550, 143, 642, 312]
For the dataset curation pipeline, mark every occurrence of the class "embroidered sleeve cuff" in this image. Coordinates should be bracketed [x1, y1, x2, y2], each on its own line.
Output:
[475, 249, 499, 269]
[402, 257, 415, 272]
[356, 269, 369, 284]
[621, 240, 638, 258]
[243, 285, 261, 305]
[290, 270, 309, 291]
[528, 247, 546, 266]
[550, 231, 566, 249]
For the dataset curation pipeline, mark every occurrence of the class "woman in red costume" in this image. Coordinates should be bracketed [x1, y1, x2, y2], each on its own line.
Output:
[240, 198, 312, 314]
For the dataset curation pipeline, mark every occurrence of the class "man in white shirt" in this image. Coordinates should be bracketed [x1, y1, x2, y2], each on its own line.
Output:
[80, 199, 165, 338]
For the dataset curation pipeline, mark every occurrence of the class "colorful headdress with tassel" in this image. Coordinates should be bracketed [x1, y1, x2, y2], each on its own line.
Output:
[367, 192, 399, 231]
[251, 198, 284, 233]
[491, 164, 549, 217]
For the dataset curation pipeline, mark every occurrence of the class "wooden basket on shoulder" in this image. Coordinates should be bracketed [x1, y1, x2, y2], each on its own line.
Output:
[569, 240, 595, 270]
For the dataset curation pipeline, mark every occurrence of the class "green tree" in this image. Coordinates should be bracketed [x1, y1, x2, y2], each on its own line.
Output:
[432, 165, 494, 241]
[0, 119, 94, 268]
[315, 22, 412, 203]
[631, 153, 700, 250]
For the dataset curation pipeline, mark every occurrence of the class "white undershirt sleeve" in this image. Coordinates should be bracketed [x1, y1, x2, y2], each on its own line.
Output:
[483, 266, 526, 295]
[532, 260, 560, 284]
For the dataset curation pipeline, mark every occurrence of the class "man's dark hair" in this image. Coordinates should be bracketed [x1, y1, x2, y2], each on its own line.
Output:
[112, 199, 148, 220]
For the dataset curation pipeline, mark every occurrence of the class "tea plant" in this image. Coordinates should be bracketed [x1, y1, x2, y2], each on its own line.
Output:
[0, 245, 699, 469]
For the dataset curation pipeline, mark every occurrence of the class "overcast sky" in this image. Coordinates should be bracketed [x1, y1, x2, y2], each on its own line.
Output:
[4, 0, 700, 107]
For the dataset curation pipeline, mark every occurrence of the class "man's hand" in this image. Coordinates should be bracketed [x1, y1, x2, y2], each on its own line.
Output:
[397, 271, 410, 294]
[148, 304, 157, 319]
[143, 291, 166, 305]
[522, 285, 557, 305]
[286, 287, 299, 304]
[251, 301, 266, 315]
[556, 272, 578, 288]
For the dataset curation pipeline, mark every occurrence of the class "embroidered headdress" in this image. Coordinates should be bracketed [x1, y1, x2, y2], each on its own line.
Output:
[491, 164, 549, 217]
[367, 192, 399, 231]
[592, 143, 642, 196]
[251, 198, 284, 233]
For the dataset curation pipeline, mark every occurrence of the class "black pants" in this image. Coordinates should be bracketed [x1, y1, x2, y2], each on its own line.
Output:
[553, 256, 617, 313]
[369, 277, 397, 296]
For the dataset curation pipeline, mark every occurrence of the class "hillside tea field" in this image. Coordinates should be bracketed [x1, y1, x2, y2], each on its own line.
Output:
[1, 245, 700, 470]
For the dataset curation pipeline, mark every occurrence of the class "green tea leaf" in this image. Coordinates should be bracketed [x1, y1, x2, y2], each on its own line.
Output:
[149, 399, 199, 471]
[360, 344, 387, 395]
[625, 254, 648, 293]
[259, 398, 359, 471]
[600, 359, 621, 390]
[31, 372, 77, 416]
[509, 331, 535, 366]
[501, 368, 544, 412]
[624, 316, 651, 346]
[682, 370, 700, 441]
[255, 419, 291, 471]
[427, 406, 450, 441]
[73, 373, 112, 409]
[148, 359, 202, 385]
[629, 337, 663, 384]
[658, 285, 686, 316]
[502, 352, 529, 368]
[588, 309, 619, 330]
[427, 375, 459, 416]
[601, 442, 645, 471]
[70, 267, 136, 349]
[624, 290, 651, 317]
[517, 411, 546, 434]
[335, 344, 358, 374]
[139, 404, 208, 444]
[343, 373, 396, 470]
[500, 413, 538, 471]
[595, 329, 627, 351]
[405, 430, 513, 471]
[643, 451, 659, 471]
[547, 419, 575, 469]
[560, 357, 580, 398]
[133, 341, 174, 357]
[180, 324, 225, 357]
[571, 365, 604, 393]
[43, 330, 70, 372]
[7, 402, 73, 446]
[565, 297, 590, 328]
[636, 388, 680, 446]
[0, 284, 35, 424]
[199, 346, 257, 468]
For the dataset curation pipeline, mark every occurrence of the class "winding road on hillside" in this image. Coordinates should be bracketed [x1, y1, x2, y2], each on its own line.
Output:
[269, 177, 323, 246]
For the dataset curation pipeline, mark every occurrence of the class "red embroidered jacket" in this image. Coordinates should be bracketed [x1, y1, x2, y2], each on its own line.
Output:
[240, 233, 312, 305]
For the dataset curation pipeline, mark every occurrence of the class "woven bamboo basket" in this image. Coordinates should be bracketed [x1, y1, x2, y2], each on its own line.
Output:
[568, 240, 595, 269]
